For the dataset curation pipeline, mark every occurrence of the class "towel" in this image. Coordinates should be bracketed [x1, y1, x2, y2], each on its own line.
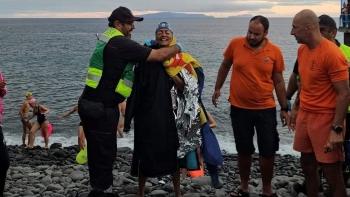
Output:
[163, 36, 201, 79]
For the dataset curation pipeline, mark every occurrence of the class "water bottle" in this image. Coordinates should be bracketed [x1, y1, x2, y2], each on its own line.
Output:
[186, 150, 198, 170]
[344, 140, 350, 166]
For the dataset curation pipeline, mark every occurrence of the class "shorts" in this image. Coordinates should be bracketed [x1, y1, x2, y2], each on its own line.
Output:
[294, 109, 344, 163]
[230, 105, 279, 158]
[79, 122, 83, 126]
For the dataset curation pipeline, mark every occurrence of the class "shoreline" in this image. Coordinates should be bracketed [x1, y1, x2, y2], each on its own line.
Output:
[3, 144, 334, 197]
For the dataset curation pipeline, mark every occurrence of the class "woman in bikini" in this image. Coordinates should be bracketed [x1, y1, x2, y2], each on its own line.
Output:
[26, 98, 51, 149]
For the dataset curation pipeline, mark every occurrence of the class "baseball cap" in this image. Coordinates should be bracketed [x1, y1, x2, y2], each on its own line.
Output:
[25, 92, 33, 98]
[155, 22, 173, 34]
[319, 14, 337, 29]
[108, 6, 143, 25]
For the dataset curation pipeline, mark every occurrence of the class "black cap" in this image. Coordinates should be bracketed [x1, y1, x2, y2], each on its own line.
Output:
[318, 14, 337, 29]
[108, 6, 143, 24]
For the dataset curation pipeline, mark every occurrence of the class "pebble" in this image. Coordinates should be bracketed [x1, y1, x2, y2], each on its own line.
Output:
[4, 144, 350, 197]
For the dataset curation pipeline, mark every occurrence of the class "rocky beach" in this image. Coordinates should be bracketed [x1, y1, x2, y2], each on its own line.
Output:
[3, 144, 350, 197]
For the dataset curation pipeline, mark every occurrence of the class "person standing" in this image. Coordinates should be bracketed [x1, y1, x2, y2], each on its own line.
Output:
[78, 6, 182, 197]
[0, 72, 9, 197]
[289, 9, 350, 197]
[18, 92, 34, 146]
[58, 104, 85, 150]
[212, 15, 289, 197]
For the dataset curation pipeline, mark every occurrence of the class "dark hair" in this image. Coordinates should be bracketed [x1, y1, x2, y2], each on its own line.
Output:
[250, 15, 269, 31]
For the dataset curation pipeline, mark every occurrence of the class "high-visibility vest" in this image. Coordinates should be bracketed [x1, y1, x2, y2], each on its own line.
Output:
[85, 27, 135, 98]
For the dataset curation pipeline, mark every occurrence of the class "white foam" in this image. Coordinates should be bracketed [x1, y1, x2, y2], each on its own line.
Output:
[4, 129, 300, 157]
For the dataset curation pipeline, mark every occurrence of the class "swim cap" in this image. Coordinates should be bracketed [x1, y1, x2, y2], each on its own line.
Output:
[155, 22, 173, 34]
[28, 98, 36, 105]
[25, 92, 33, 98]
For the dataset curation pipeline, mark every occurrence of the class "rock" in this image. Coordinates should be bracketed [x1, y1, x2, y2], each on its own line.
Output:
[151, 190, 168, 197]
[68, 171, 84, 181]
[50, 143, 63, 149]
[191, 176, 223, 189]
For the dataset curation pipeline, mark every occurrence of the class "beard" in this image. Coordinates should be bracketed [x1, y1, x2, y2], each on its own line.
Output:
[247, 37, 264, 47]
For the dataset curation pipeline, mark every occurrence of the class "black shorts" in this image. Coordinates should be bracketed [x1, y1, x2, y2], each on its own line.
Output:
[230, 105, 279, 158]
[79, 122, 83, 126]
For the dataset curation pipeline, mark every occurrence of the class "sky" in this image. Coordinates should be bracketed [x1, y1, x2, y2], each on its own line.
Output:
[0, 0, 343, 18]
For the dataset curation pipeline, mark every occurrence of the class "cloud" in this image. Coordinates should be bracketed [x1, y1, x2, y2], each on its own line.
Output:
[0, 0, 342, 18]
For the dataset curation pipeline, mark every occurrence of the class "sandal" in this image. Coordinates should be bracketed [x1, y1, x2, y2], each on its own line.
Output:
[230, 189, 250, 197]
[259, 193, 278, 197]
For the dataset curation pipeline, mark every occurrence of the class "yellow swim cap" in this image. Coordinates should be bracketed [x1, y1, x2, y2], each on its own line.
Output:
[25, 92, 33, 98]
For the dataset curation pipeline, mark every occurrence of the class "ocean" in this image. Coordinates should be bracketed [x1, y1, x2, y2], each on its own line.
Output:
[0, 18, 344, 156]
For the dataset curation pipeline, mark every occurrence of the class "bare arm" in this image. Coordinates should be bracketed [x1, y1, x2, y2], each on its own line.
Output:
[58, 105, 77, 119]
[206, 111, 217, 128]
[332, 79, 350, 125]
[18, 102, 27, 118]
[272, 71, 288, 109]
[293, 83, 302, 110]
[146, 45, 180, 62]
[214, 58, 232, 91]
[286, 72, 298, 99]
[172, 75, 185, 91]
[40, 105, 50, 114]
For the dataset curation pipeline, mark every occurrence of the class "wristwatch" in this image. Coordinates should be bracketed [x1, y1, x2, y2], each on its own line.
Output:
[331, 126, 343, 134]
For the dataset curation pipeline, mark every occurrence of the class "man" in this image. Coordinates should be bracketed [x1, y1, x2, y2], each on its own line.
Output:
[288, 14, 350, 196]
[289, 9, 350, 197]
[212, 15, 289, 197]
[0, 73, 8, 197]
[77, 6, 182, 197]
[18, 92, 33, 146]
[58, 104, 85, 150]
[116, 101, 125, 138]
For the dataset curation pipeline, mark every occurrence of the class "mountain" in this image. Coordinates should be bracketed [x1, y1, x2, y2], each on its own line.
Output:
[228, 14, 254, 18]
[140, 12, 214, 19]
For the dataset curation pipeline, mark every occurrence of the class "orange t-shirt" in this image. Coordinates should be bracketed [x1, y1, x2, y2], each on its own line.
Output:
[223, 37, 285, 109]
[298, 38, 349, 113]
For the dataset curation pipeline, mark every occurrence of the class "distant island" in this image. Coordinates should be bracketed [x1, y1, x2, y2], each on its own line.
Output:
[228, 14, 254, 18]
[140, 12, 214, 19]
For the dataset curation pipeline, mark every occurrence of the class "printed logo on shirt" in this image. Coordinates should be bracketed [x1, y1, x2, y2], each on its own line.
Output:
[310, 60, 317, 71]
[261, 57, 270, 63]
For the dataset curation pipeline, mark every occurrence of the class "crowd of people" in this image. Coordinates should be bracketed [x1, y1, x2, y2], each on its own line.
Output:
[1, 6, 350, 197]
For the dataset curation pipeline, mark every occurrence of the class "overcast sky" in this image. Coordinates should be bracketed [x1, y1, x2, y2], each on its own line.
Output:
[0, 0, 342, 18]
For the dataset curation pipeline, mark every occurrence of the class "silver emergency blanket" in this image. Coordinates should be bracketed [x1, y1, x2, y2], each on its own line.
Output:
[171, 69, 202, 159]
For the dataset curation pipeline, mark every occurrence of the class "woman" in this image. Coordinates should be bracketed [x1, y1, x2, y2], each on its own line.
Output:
[26, 98, 50, 149]
[124, 22, 181, 197]
[0, 72, 9, 197]
[58, 104, 85, 150]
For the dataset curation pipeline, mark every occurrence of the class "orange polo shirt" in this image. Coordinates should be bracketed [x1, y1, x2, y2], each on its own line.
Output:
[298, 38, 349, 113]
[223, 37, 285, 109]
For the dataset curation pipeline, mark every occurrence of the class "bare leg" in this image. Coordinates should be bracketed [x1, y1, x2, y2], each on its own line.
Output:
[117, 118, 124, 138]
[181, 168, 187, 178]
[300, 153, 320, 197]
[322, 161, 347, 197]
[137, 172, 147, 197]
[260, 156, 275, 195]
[28, 122, 40, 148]
[172, 168, 182, 197]
[41, 121, 49, 148]
[21, 120, 27, 145]
[78, 126, 85, 150]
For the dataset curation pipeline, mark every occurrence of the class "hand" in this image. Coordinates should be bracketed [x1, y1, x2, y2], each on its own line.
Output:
[145, 39, 157, 46]
[287, 99, 292, 112]
[288, 108, 298, 131]
[326, 131, 344, 151]
[58, 116, 63, 120]
[176, 42, 184, 52]
[280, 111, 289, 127]
[212, 90, 221, 107]
[78, 137, 85, 151]
[0, 79, 7, 89]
